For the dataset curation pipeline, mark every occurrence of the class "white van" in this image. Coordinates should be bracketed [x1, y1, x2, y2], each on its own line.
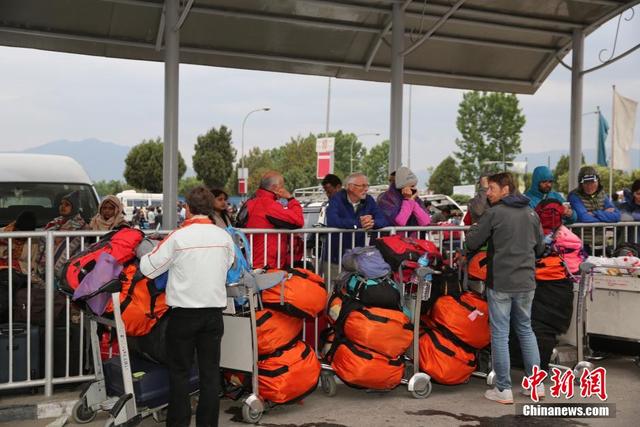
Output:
[115, 190, 163, 221]
[0, 154, 100, 228]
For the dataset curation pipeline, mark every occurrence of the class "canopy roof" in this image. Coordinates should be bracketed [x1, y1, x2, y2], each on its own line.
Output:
[1, 0, 637, 94]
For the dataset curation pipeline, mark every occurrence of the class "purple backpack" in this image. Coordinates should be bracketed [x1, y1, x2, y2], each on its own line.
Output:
[73, 252, 123, 315]
[342, 246, 391, 279]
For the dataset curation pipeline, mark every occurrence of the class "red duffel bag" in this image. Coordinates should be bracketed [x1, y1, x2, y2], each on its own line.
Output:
[258, 340, 320, 404]
[330, 340, 404, 390]
[427, 291, 490, 350]
[418, 328, 476, 385]
[256, 308, 303, 356]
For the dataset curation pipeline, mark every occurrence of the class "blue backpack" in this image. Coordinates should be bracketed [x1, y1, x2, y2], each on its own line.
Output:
[225, 226, 252, 285]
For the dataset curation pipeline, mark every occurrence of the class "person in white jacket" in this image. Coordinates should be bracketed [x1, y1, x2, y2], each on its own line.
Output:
[139, 186, 235, 427]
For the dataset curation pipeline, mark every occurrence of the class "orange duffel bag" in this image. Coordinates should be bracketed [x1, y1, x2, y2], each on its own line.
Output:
[427, 291, 490, 350]
[258, 340, 321, 404]
[535, 255, 568, 281]
[467, 251, 488, 281]
[330, 340, 404, 390]
[105, 262, 169, 337]
[418, 328, 476, 385]
[256, 309, 303, 356]
[343, 305, 413, 358]
[262, 268, 327, 318]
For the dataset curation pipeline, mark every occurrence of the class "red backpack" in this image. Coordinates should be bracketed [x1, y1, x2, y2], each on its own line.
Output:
[59, 228, 144, 296]
[374, 235, 441, 271]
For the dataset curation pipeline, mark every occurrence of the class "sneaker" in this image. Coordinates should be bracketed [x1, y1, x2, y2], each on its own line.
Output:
[484, 387, 514, 404]
[522, 384, 546, 399]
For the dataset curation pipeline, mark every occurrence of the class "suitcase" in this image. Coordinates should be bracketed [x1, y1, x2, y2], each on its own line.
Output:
[0, 323, 40, 383]
[37, 324, 84, 378]
[103, 356, 199, 408]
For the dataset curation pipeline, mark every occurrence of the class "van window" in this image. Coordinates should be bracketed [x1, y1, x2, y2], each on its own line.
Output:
[0, 183, 99, 228]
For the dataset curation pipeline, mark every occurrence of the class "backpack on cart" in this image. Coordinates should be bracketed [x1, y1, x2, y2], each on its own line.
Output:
[345, 274, 401, 310]
[341, 246, 391, 279]
[374, 235, 442, 270]
[59, 227, 144, 295]
[256, 308, 303, 356]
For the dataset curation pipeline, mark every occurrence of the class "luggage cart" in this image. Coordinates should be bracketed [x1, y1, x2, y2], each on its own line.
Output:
[319, 265, 434, 399]
[70, 280, 175, 426]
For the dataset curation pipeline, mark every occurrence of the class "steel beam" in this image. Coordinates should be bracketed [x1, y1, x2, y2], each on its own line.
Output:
[0, 25, 535, 89]
[569, 29, 584, 191]
[402, 0, 466, 57]
[175, 0, 194, 31]
[163, 0, 179, 230]
[389, 2, 404, 173]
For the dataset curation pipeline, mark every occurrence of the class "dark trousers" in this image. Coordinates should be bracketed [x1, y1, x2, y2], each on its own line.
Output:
[166, 307, 224, 427]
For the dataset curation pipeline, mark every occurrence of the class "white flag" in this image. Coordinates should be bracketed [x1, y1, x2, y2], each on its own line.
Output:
[612, 90, 638, 170]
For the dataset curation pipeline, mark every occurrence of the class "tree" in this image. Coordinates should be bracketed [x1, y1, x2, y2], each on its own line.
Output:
[124, 138, 186, 193]
[179, 177, 204, 197]
[361, 140, 390, 185]
[554, 154, 586, 178]
[93, 180, 130, 197]
[428, 156, 460, 195]
[192, 125, 236, 189]
[454, 91, 526, 183]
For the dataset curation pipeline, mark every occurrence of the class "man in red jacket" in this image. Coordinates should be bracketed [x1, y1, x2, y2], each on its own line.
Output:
[245, 171, 304, 268]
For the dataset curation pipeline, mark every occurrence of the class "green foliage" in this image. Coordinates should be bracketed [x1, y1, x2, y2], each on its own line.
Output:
[451, 194, 471, 205]
[93, 180, 130, 197]
[124, 138, 186, 193]
[454, 91, 526, 183]
[229, 131, 380, 195]
[179, 177, 203, 197]
[361, 140, 390, 185]
[192, 125, 236, 189]
[554, 154, 586, 178]
[428, 156, 460, 195]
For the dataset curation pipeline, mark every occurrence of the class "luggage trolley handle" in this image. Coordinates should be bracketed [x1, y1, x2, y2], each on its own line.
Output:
[412, 266, 437, 377]
[576, 262, 595, 362]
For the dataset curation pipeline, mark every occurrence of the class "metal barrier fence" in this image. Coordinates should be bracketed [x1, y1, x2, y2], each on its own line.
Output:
[1, 222, 639, 396]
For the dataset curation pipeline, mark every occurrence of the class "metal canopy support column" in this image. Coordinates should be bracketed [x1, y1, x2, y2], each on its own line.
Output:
[569, 29, 584, 191]
[163, 0, 179, 229]
[389, 1, 404, 173]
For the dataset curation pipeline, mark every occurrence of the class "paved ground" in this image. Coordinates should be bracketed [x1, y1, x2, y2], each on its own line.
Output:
[2, 355, 639, 426]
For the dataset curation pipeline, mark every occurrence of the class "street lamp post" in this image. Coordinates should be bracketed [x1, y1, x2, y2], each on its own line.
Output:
[240, 107, 270, 193]
[351, 132, 380, 173]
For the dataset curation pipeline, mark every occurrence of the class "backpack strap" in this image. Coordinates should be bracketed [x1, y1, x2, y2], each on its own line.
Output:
[120, 266, 146, 313]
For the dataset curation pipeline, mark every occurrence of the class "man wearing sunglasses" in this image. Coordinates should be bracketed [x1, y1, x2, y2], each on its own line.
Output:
[524, 166, 577, 224]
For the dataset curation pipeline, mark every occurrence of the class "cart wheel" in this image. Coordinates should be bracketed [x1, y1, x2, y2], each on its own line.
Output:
[486, 370, 496, 387]
[72, 397, 97, 424]
[411, 380, 432, 399]
[242, 404, 263, 424]
[573, 361, 595, 383]
[321, 373, 337, 397]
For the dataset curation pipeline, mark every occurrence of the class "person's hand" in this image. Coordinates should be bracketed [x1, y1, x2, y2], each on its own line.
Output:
[401, 186, 414, 200]
[479, 176, 489, 189]
[605, 207, 616, 213]
[275, 186, 291, 200]
[360, 215, 374, 230]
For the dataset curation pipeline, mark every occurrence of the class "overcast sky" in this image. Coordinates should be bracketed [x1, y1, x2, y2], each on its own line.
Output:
[0, 12, 638, 175]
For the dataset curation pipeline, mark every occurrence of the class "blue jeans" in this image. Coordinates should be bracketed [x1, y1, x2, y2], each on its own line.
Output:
[487, 288, 540, 391]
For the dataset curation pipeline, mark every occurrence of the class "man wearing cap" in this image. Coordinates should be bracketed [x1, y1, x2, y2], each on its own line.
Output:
[567, 166, 620, 224]
[525, 166, 577, 224]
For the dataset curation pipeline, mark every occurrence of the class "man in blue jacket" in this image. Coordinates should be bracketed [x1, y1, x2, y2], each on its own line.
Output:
[525, 166, 577, 224]
[567, 166, 620, 223]
[325, 172, 389, 267]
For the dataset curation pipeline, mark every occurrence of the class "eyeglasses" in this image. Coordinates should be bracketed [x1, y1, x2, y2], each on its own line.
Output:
[350, 183, 370, 189]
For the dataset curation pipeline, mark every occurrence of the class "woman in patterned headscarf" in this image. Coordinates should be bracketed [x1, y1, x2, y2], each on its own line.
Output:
[90, 195, 128, 231]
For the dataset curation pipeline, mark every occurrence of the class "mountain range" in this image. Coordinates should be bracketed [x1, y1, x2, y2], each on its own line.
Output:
[5, 138, 639, 183]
